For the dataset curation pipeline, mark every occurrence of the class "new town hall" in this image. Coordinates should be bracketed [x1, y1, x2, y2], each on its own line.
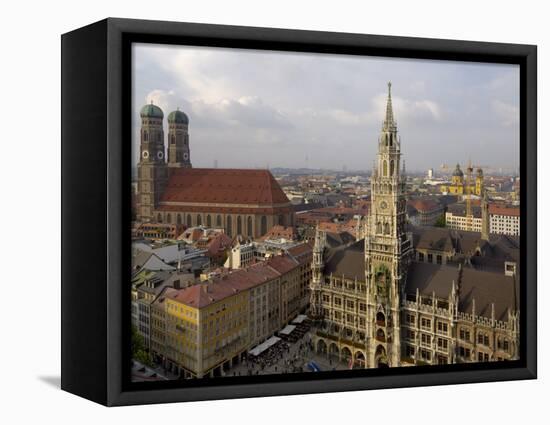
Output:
[309, 84, 520, 368]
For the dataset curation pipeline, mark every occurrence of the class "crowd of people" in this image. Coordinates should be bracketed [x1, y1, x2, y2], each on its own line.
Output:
[280, 319, 311, 343]
[226, 319, 319, 376]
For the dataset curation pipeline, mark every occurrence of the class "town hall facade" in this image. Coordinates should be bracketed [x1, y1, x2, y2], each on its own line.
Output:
[310, 84, 520, 368]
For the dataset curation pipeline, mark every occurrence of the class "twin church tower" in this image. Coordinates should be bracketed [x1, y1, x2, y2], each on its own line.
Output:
[137, 103, 192, 222]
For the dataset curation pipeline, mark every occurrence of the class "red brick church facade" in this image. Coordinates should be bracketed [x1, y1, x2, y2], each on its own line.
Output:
[136, 103, 294, 239]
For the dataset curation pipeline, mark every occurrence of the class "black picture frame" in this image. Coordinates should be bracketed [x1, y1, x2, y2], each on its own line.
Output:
[61, 18, 537, 406]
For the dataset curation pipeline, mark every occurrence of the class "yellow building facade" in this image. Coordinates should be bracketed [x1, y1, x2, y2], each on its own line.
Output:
[152, 252, 311, 378]
[440, 163, 483, 195]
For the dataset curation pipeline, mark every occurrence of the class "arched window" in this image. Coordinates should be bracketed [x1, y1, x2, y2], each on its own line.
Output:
[216, 215, 222, 227]
[261, 216, 267, 236]
[247, 216, 253, 237]
[383, 160, 388, 177]
[278, 214, 285, 226]
[196, 215, 202, 226]
[206, 215, 212, 227]
[143, 131, 148, 142]
[390, 160, 395, 176]
[226, 216, 233, 237]
[170, 135, 175, 145]
[157, 213, 162, 223]
[237, 216, 242, 235]
[166, 213, 171, 224]
[186, 214, 192, 227]
[376, 329, 386, 342]
[376, 312, 386, 325]
[376, 222, 382, 234]
[177, 214, 182, 225]
[384, 223, 390, 235]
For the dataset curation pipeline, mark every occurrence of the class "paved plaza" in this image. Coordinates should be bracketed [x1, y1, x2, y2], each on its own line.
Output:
[225, 331, 351, 377]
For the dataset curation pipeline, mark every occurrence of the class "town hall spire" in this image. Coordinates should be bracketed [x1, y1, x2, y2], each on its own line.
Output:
[383, 81, 396, 131]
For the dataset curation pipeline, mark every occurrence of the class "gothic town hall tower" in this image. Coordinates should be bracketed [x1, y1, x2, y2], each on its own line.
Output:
[364, 83, 413, 367]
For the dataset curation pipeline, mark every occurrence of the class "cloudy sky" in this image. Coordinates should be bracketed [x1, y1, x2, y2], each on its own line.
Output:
[132, 43, 519, 172]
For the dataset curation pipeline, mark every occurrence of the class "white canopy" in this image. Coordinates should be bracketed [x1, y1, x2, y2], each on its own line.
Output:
[248, 336, 281, 356]
[292, 314, 308, 324]
[279, 324, 296, 336]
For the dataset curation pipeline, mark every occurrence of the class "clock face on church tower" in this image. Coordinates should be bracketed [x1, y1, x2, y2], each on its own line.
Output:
[379, 200, 388, 210]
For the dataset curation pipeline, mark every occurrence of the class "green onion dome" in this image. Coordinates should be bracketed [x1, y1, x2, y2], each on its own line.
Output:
[167, 109, 189, 124]
[140, 103, 164, 119]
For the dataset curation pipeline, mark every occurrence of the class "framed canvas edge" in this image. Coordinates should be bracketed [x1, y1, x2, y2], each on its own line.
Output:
[95, 18, 537, 406]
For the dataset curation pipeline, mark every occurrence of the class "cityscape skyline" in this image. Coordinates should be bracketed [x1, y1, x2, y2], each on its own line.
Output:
[132, 43, 520, 172]
[132, 80, 520, 380]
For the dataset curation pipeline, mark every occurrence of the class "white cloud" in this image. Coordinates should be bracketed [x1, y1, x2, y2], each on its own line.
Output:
[133, 44, 519, 171]
[492, 100, 519, 127]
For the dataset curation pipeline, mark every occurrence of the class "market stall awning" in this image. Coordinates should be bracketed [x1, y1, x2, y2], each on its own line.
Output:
[248, 336, 281, 356]
[292, 314, 307, 324]
[279, 324, 296, 335]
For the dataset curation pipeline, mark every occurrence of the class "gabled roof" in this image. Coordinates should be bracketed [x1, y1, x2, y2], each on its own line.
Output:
[405, 261, 518, 321]
[413, 227, 456, 252]
[324, 239, 365, 280]
[409, 198, 442, 213]
[160, 168, 290, 205]
[489, 204, 520, 217]
[460, 267, 517, 320]
[325, 231, 356, 248]
[266, 255, 299, 274]
[411, 226, 490, 256]
[286, 242, 313, 265]
[166, 253, 301, 308]
[405, 262, 457, 299]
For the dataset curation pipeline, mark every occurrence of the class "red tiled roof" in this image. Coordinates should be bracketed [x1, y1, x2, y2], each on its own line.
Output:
[286, 242, 313, 259]
[160, 168, 290, 205]
[489, 205, 520, 217]
[259, 225, 297, 240]
[166, 254, 301, 308]
[266, 255, 299, 274]
[409, 199, 441, 212]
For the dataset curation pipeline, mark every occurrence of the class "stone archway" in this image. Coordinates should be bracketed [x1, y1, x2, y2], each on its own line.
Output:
[354, 351, 366, 369]
[317, 339, 327, 355]
[375, 345, 388, 368]
[328, 343, 339, 359]
[376, 328, 386, 343]
[341, 346, 352, 364]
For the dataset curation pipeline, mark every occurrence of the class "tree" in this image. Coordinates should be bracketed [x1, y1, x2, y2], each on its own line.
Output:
[434, 214, 446, 228]
[131, 326, 153, 367]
